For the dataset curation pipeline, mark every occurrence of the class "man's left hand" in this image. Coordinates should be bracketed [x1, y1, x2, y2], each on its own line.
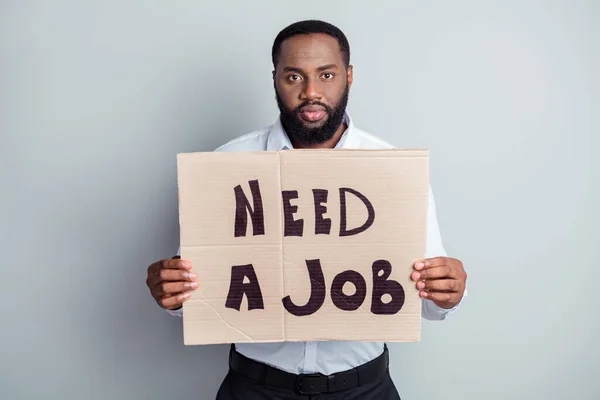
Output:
[411, 257, 467, 309]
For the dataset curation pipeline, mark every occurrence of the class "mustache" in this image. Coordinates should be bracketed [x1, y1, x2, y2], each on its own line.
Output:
[294, 101, 332, 113]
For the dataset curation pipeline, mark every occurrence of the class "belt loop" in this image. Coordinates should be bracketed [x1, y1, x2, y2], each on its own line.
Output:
[351, 366, 360, 387]
[384, 344, 389, 368]
[381, 343, 388, 369]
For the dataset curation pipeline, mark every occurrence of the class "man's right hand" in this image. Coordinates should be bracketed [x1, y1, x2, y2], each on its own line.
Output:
[146, 258, 198, 310]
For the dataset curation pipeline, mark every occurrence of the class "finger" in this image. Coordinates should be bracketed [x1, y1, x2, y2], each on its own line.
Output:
[413, 257, 448, 271]
[412, 265, 455, 281]
[155, 280, 199, 296]
[416, 279, 460, 293]
[147, 260, 162, 276]
[148, 259, 192, 282]
[158, 291, 193, 309]
[153, 269, 197, 285]
[419, 290, 459, 304]
[161, 259, 193, 271]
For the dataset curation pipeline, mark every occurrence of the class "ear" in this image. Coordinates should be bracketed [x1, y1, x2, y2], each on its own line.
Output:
[346, 65, 354, 89]
[272, 70, 276, 81]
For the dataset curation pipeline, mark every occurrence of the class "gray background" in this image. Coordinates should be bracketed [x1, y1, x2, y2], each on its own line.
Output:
[1, 0, 598, 399]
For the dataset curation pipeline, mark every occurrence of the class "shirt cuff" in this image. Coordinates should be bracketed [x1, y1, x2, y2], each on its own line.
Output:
[421, 286, 467, 321]
[166, 307, 183, 317]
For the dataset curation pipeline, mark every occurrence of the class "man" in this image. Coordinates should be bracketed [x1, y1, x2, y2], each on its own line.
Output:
[146, 20, 467, 399]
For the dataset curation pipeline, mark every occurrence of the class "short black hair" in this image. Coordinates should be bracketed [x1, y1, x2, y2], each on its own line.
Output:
[271, 20, 350, 68]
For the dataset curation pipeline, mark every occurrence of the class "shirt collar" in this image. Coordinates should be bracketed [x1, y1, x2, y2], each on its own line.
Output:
[266, 111, 357, 151]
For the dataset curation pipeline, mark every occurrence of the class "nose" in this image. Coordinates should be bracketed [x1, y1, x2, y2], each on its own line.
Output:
[300, 77, 322, 102]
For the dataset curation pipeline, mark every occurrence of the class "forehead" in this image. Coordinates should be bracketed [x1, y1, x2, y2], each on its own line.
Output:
[278, 33, 344, 68]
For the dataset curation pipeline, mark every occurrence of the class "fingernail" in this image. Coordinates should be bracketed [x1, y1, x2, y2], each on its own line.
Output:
[183, 272, 197, 280]
[413, 272, 421, 280]
[415, 262, 424, 270]
[180, 292, 191, 300]
[421, 291, 428, 298]
[417, 281, 425, 290]
[185, 282, 198, 289]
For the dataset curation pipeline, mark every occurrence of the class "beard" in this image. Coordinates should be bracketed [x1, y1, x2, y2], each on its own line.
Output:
[275, 84, 349, 146]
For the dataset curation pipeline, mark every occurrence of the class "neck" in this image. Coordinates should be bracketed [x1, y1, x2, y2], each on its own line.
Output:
[289, 122, 348, 150]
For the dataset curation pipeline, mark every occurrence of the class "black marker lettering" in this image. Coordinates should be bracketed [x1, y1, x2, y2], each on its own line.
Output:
[313, 189, 331, 235]
[371, 260, 404, 314]
[339, 188, 375, 236]
[330, 270, 367, 311]
[234, 180, 264, 237]
[282, 259, 325, 316]
[225, 264, 264, 311]
[282, 190, 304, 237]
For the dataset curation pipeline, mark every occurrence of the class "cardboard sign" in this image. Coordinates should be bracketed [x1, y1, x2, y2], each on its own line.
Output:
[177, 149, 429, 345]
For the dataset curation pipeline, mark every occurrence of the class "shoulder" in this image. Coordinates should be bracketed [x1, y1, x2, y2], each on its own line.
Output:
[214, 126, 271, 152]
[351, 126, 396, 150]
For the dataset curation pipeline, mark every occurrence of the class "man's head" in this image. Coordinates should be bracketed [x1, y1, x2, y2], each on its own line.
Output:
[272, 20, 353, 147]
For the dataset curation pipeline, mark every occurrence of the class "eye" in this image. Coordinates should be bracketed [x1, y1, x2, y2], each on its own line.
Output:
[322, 72, 335, 80]
[287, 74, 302, 82]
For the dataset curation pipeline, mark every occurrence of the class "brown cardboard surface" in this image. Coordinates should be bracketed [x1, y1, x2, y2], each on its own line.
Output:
[177, 149, 429, 345]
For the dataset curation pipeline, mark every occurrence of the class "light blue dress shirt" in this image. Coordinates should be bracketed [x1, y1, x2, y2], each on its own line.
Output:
[168, 112, 465, 375]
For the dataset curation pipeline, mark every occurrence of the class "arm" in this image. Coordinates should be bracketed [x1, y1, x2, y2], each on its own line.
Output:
[418, 185, 468, 321]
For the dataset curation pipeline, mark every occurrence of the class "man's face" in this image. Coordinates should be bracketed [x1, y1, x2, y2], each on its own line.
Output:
[273, 33, 353, 146]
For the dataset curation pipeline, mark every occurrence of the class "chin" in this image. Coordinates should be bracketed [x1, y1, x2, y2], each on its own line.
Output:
[303, 123, 327, 130]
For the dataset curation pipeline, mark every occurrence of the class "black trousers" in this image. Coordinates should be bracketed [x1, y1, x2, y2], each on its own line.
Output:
[215, 364, 401, 400]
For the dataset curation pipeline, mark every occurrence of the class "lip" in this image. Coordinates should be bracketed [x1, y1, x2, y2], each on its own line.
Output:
[300, 110, 326, 122]
[299, 105, 327, 122]
[300, 104, 326, 112]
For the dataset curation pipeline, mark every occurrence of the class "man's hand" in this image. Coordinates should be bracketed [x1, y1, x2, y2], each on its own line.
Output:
[146, 258, 198, 310]
[411, 257, 467, 309]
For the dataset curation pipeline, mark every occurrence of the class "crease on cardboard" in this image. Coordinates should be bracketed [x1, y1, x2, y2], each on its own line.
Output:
[367, 309, 386, 342]
[201, 298, 254, 341]
[277, 150, 287, 341]
[287, 261, 389, 341]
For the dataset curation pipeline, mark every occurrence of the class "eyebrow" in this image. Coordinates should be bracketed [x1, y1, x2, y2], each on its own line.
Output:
[283, 64, 339, 73]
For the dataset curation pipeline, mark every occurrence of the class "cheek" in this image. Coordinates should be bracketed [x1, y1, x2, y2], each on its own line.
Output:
[326, 83, 346, 100]
[277, 85, 301, 107]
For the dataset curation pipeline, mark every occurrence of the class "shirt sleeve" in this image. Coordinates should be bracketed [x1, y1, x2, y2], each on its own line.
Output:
[421, 185, 467, 320]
